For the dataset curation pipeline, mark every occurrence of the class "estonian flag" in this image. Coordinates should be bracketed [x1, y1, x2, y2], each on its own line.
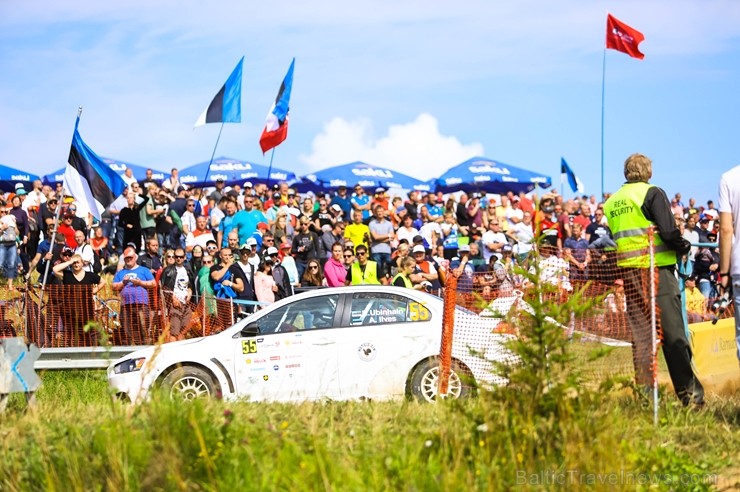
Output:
[259, 58, 295, 154]
[561, 158, 585, 194]
[194, 57, 244, 127]
[64, 117, 127, 220]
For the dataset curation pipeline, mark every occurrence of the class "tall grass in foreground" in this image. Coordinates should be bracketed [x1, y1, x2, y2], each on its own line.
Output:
[1, 266, 738, 490]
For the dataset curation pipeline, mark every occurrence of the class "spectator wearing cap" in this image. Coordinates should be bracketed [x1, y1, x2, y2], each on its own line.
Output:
[263, 245, 293, 300]
[329, 184, 351, 219]
[693, 231, 719, 299]
[276, 240, 299, 287]
[264, 191, 285, 226]
[345, 244, 385, 286]
[254, 253, 278, 305]
[449, 244, 475, 307]
[113, 246, 156, 343]
[368, 205, 394, 279]
[684, 276, 708, 323]
[291, 215, 322, 278]
[563, 222, 590, 283]
[506, 196, 524, 230]
[0, 202, 19, 289]
[57, 209, 79, 249]
[350, 184, 372, 222]
[410, 244, 440, 292]
[371, 187, 389, 212]
[208, 178, 226, 202]
[696, 214, 713, 243]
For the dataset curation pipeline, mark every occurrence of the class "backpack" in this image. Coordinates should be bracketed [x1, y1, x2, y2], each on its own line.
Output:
[83, 243, 102, 274]
[92, 249, 102, 274]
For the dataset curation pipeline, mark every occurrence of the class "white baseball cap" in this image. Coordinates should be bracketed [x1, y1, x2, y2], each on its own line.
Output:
[412, 244, 426, 254]
[266, 246, 279, 256]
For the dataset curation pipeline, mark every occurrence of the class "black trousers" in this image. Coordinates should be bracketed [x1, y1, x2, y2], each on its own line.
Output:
[622, 265, 704, 405]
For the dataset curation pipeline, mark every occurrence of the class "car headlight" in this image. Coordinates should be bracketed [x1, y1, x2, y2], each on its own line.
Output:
[113, 357, 146, 374]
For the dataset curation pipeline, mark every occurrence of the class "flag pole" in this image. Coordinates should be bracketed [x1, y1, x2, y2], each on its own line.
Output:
[265, 148, 276, 190]
[202, 122, 225, 187]
[38, 106, 81, 336]
[600, 48, 607, 201]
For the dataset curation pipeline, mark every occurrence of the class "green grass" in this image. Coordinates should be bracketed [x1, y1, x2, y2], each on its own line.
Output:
[1, 370, 738, 491]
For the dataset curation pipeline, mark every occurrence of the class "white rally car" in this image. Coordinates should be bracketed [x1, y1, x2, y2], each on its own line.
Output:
[108, 286, 515, 403]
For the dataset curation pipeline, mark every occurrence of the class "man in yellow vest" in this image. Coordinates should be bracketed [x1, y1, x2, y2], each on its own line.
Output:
[344, 244, 386, 286]
[604, 153, 704, 407]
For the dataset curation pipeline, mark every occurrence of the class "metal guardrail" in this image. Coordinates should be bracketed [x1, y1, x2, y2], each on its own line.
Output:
[35, 346, 144, 370]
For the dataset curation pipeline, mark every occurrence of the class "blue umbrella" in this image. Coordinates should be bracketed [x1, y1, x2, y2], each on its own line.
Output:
[0, 163, 40, 192]
[178, 156, 298, 187]
[297, 161, 431, 193]
[42, 157, 167, 185]
[434, 156, 551, 194]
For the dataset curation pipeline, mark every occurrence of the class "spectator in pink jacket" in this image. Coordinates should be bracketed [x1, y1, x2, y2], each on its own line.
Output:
[324, 242, 347, 287]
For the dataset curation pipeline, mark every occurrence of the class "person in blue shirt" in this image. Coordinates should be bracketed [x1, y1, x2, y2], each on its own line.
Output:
[112, 246, 156, 344]
[350, 184, 372, 222]
[330, 185, 353, 220]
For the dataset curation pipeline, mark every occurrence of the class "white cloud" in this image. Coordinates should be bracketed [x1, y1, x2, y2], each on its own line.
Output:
[299, 113, 484, 181]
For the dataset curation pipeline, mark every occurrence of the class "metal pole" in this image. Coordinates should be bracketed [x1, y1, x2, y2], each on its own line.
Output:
[600, 49, 607, 200]
[648, 227, 658, 426]
[265, 148, 276, 190]
[201, 122, 225, 187]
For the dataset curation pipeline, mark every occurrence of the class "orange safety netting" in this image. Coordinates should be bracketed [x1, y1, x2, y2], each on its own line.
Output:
[437, 243, 735, 390]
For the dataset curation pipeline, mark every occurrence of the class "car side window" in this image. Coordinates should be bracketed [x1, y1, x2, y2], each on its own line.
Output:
[349, 293, 431, 326]
[256, 295, 340, 333]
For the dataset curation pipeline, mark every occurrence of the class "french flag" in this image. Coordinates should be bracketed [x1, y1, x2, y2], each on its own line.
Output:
[259, 58, 295, 154]
[64, 117, 127, 220]
[194, 57, 243, 127]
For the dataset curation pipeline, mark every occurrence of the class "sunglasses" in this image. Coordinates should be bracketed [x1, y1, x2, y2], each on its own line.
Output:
[0, 211, 6, 215]
[166, 255, 175, 259]
[264, 238, 274, 242]
[344, 254, 354, 258]
[203, 261, 213, 265]
[309, 265, 319, 269]
[187, 204, 195, 207]
[175, 255, 185, 259]
[356, 252, 367, 256]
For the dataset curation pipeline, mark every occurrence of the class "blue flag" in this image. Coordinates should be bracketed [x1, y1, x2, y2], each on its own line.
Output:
[561, 158, 584, 194]
[194, 57, 243, 127]
[64, 117, 127, 220]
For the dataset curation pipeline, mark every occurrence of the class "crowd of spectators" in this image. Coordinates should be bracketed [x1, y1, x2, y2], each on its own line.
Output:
[1, 170, 725, 341]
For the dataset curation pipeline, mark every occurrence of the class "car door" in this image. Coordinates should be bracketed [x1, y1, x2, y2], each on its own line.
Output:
[333, 291, 437, 400]
[233, 293, 342, 402]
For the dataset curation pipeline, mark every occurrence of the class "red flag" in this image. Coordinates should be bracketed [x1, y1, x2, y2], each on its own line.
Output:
[606, 13, 645, 60]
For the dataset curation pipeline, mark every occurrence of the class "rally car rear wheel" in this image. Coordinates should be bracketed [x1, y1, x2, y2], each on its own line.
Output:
[409, 358, 473, 403]
[162, 367, 215, 401]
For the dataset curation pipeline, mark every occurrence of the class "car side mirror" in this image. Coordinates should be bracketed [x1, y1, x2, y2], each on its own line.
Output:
[240, 323, 260, 337]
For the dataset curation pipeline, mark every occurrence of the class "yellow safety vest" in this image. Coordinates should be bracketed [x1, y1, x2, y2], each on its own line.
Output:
[604, 182, 676, 268]
[350, 260, 381, 285]
[392, 272, 413, 288]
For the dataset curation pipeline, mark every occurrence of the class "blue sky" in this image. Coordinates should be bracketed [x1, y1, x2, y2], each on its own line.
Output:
[1, 0, 739, 204]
